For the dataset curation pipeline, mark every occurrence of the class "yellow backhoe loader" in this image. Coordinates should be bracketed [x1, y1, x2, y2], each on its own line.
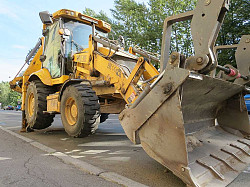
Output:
[10, 0, 250, 186]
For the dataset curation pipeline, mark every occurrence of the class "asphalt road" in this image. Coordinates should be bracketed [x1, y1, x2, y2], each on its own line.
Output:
[0, 110, 249, 186]
[0, 123, 120, 187]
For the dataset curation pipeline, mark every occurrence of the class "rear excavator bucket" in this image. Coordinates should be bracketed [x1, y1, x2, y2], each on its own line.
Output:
[119, 54, 250, 186]
[120, 0, 250, 186]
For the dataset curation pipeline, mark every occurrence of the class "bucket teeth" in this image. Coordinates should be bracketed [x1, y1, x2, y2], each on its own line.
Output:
[120, 62, 250, 186]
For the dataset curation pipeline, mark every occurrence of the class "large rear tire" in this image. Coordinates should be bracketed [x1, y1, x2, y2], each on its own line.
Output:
[25, 80, 55, 129]
[61, 84, 100, 137]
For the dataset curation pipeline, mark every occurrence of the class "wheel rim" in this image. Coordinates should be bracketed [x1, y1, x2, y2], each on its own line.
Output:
[27, 93, 35, 117]
[65, 97, 78, 126]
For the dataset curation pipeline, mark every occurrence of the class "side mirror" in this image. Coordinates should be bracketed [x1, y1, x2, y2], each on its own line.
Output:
[39, 11, 53, 25]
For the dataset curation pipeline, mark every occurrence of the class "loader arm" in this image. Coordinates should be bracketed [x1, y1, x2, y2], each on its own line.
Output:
[9, 77, 22, 93]
[74, 36, 159, 105]
[10, 38, 44, 111]
[161, 0, 230, 73]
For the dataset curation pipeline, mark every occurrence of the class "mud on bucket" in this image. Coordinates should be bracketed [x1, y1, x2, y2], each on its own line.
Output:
[120, 67, 250, 187]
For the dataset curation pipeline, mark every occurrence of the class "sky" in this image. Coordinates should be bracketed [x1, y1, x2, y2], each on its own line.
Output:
[0, 0, 148, 82]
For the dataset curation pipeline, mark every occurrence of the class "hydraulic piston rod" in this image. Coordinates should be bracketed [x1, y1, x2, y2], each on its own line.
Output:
[217, 65, 249, 80]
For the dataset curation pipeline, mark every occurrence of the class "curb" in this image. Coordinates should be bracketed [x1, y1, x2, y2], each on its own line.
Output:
[100, 172, 147, 187]
[0, 126, 148, 187]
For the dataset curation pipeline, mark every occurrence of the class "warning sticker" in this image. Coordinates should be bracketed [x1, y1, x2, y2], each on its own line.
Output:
[127, 92, 136, 103]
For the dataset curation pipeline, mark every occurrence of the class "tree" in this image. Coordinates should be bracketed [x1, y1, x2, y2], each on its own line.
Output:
[83, 0, 249, 68]
[84, 0, 197, 56]
[111, 0, 149, 50]
[83, 8, 112, 25]
[0, 82, 21, 107]
[146, 0, 196, 55]
[216, 0, 250, 67]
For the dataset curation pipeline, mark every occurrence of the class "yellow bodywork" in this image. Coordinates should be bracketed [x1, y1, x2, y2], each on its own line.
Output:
[9, 8, 159, 116]
[46, 93, 60, 113]
[30, 68, 69, 86]
[52, 9, 111, 33]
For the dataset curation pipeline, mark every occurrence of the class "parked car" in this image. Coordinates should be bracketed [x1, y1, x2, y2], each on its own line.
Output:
[15, 105, 21, 111]
[245, 94, 250, 113]
[3, 105, 14, 110]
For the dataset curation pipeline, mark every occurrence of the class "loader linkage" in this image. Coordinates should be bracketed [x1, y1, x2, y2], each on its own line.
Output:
[119, 0, 250, 186]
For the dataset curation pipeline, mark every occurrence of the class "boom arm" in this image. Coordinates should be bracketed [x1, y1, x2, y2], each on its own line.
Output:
[160, 0, 230, 73]
[93, 43, 159, 104]
[73, 34, 159, 105]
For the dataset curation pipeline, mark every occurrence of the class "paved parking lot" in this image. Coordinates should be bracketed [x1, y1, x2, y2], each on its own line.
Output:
[0, 110, 249, 186]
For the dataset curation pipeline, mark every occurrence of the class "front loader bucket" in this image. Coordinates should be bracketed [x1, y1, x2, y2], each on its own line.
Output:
[119, 67, 250, 187]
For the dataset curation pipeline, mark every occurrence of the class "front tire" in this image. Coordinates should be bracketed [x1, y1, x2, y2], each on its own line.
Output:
[61, 84, 100, 137]
[25, 80, 55, 129]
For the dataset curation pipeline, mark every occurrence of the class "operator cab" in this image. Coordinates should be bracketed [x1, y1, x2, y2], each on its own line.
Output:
[39, 9, 110, 78]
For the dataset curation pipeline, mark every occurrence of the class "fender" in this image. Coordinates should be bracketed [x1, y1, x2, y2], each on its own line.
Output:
[58, 79, 91, 101]
[28, 68, 53, 86]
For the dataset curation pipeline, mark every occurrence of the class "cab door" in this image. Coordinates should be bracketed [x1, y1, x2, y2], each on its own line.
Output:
[43, 21, 61, 78]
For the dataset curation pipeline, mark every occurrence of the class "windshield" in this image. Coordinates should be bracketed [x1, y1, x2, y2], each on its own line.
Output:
[64, 20, 108, 57]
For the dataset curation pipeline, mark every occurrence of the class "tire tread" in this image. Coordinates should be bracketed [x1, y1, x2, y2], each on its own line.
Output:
[26, 80, 55, 129]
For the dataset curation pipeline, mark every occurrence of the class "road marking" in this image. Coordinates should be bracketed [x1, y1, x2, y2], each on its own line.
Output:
[79, 150, 110, 154]
[71, 155, 86, 159]
[0, 157, 11, 161]
[65, 149, 81, 154]
[78, 140, 140, 147]
[102, 157, 131, 162]
[0, 126, 148, 187]
[5, 126, 20, 129]
[60, 138, 69, 141]
[2, 112, 21, 115]
[108, 150, 132, 155]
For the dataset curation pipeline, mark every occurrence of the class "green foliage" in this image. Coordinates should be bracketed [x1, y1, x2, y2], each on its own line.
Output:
[83, 8, 115, 39]
[111, 0, 149, 49]
[83, 0, 249, 68]
[0, 82, 21, 108]
[146, 0, 196, 55]
[83, 8, 113, 24]
[111, 0, 197, 55]
[83, 0, 197, 57]
[217, 0, 250, 67]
